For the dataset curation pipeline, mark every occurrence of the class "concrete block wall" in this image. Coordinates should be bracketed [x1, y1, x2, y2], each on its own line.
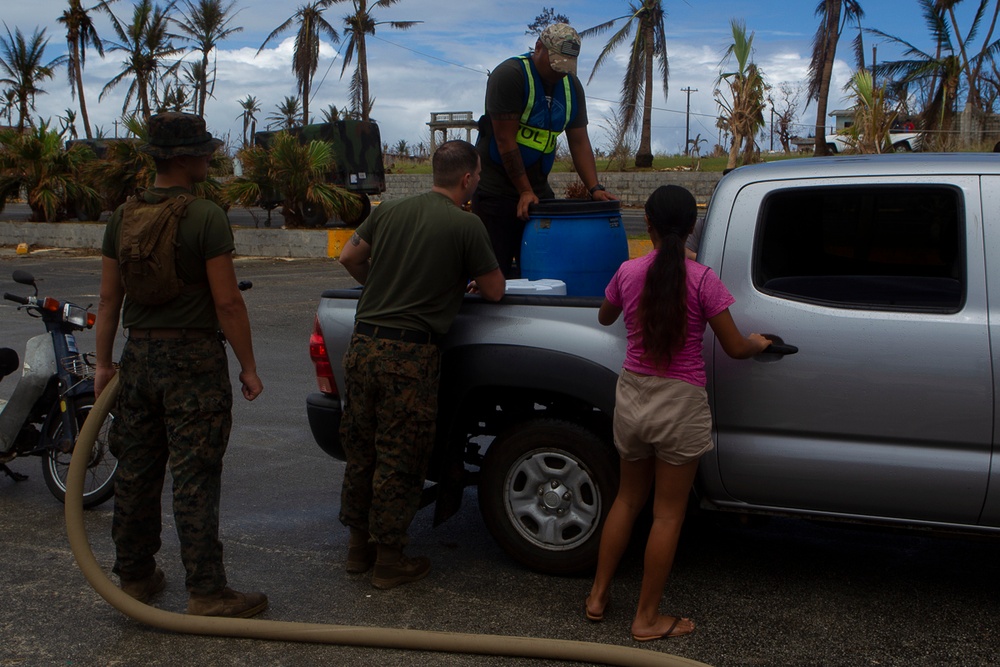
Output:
[1, 172, 723, 257]
[379, 171, 722, 207]
[0, 220, 338, 259]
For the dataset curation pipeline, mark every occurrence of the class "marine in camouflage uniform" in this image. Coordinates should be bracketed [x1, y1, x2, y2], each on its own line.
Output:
[94, 112, 267, 618]
[339, 335, 439, 548]
[337, 140, 505, 589]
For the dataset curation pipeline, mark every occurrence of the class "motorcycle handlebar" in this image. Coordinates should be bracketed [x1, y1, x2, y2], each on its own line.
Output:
[4, 292, 29, 305]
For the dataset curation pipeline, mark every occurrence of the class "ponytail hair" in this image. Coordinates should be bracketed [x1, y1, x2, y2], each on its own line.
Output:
[638, 185, 697, 367]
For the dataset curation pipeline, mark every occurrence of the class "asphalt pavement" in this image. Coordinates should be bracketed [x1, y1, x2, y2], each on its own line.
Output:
[4, 252, 1000, 667]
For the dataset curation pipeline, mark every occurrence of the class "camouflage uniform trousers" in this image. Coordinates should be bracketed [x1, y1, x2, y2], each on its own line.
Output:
[338, 333, 440, 548]
[109, 337, 233, 595]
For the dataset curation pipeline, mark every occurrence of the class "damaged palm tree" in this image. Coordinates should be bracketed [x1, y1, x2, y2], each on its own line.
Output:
[226, 131, 359, 228]
[844, 70, 896, 154]
[716, 19, 768, 170]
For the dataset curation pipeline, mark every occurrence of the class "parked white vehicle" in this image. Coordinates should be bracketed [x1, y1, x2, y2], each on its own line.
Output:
[825, 129, 921, 153]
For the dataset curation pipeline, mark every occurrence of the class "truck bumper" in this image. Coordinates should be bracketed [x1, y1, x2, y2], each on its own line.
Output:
[306, 392, 345, 460]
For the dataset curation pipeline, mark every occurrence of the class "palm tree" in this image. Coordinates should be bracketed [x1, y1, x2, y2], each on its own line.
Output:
[237, 94, 260, 147]
[937, 0, 1000, 118]
[174, 0, 243, 116]
[581, 0, 668, 168]
[868, 1, 964, 149]
[0, 88, 16, 124]
[226, 130, 358, 227]
[267, 95, 302, 130]
[716, 19, 768, 169]
[320, 102, 341, 123]
[0, 24, 67, 131]
[871, 0, 1000, 147]
[808, 0, 864, 156]
[58, 108, 79, 139]
[157, 73, 191, 112]
[329, 0, 420, 122]
[101, 0, 184, 120]
[0, 119, 98, 221]
[58, 0, 108, 140]
[843, 69, 896, 154]
[257, 1, 340, 128]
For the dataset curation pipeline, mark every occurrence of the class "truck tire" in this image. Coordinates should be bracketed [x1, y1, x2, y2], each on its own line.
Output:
[74, 199, 103, 222]
[299, 201, 329, 228]
[340, 194, 372, 226]
[893, 141, 913, 152]
[478, 419, 617, 575]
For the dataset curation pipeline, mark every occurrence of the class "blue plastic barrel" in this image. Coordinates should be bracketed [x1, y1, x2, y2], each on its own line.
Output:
[520, 199, 627, 296]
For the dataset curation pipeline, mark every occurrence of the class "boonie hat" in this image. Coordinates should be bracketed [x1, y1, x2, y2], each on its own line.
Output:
[140, 112, 223, 158]
[539, 23, 581, 76]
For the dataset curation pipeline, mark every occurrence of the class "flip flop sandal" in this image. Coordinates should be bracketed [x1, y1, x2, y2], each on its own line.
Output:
[631, 616, 694, 642]
[584, 597, 607, 622]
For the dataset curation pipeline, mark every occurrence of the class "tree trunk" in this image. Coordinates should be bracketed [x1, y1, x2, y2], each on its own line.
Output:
[199, 51, 210, 117]
[726, 131, 741, 169]
[302, 79, 310, 127]
[634, 20, 655, 168]
[359, 34, 370, 122]
[813, 0, 842, 157]
[71, 46, 94, 140]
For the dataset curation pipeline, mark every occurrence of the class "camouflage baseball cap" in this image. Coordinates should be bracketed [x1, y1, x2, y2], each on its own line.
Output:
[539, 23, 581, 76]
[140, 112, 223, 158]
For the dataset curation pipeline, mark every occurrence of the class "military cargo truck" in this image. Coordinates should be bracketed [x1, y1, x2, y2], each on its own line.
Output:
[253, 119, 386, 227]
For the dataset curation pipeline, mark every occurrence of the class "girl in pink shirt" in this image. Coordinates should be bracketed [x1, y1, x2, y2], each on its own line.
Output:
[585, 185, 770, 641]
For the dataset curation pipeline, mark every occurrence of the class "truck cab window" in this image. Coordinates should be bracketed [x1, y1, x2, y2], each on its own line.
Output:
[753, 186, 963, 311]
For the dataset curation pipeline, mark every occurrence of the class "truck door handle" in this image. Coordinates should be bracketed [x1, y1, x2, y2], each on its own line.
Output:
[760, 334, 797, 356]
[764, 342, 798, 355]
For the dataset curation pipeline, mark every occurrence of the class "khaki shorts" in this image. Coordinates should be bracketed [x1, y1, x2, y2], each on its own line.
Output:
[613, 369, 714, 464]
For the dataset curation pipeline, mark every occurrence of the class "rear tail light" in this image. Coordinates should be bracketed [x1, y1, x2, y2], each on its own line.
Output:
[309, 316, 338, 396]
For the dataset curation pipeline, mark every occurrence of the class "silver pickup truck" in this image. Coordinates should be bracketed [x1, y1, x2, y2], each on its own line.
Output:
[307, 153, 1000, 574]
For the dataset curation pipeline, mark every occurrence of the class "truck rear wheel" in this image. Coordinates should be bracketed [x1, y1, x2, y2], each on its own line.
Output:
[340, 194, 371, 226]
[478, 419, 617, 575]
[298, 201, 329, 228]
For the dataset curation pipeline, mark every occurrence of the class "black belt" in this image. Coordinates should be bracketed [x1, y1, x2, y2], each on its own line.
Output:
[354, 322, 437, 345]
[129, 328, 218, 340]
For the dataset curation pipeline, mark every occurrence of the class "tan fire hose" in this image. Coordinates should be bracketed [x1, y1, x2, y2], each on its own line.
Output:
[65, 374, 710, 667]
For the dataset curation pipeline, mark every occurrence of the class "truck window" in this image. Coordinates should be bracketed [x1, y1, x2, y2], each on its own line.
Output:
[753, 186, 963, 312]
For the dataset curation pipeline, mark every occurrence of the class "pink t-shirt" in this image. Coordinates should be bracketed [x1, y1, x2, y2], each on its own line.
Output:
[605, 251, 735, 387]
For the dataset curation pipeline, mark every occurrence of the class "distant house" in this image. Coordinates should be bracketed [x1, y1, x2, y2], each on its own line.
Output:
[828, 109, 855, 132]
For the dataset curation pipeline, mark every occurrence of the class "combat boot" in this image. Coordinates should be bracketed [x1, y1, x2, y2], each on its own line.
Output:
[187, 587, 268, 618]
[346, 527, 376, 573]
[120, 567, 166, 603]
[371, 545, 430, 589]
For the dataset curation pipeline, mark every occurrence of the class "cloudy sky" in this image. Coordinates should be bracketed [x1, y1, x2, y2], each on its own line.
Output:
[2, 0, 984, 155]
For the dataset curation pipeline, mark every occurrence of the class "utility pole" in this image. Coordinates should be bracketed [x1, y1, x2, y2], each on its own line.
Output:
[681, 86, 697, 155]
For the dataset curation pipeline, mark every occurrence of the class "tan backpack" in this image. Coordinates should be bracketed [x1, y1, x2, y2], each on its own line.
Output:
[117, 193, 196, 305]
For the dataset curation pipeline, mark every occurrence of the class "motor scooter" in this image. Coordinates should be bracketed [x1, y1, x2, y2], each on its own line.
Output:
[1, 269, 116, 508]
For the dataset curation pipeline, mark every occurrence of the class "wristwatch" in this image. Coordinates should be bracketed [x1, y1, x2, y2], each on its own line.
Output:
[589, 183, 606, 196]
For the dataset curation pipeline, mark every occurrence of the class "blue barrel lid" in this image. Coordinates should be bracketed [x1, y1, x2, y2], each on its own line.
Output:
[528, 198, 621, 216]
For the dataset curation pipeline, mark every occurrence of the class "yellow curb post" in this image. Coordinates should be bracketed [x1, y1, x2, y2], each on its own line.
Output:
[628, 238, 652, 259]
[16, 243, 29, 255]
[327, 229, 355, 258]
